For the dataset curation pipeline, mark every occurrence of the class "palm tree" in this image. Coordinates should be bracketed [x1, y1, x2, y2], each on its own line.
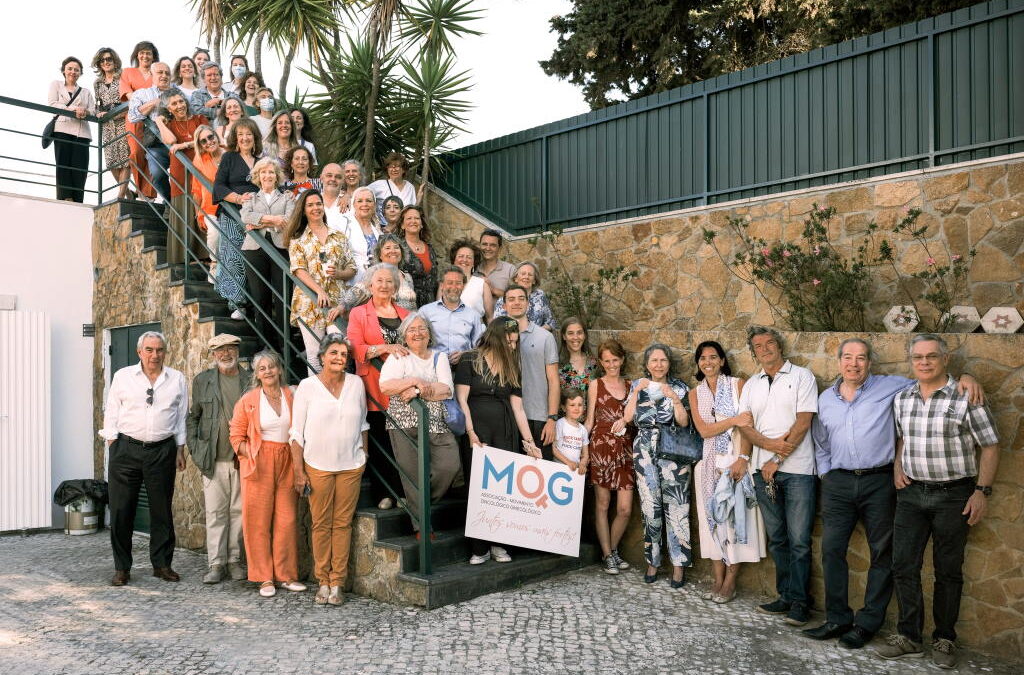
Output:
[360, 0, 406, 174]
[190, 0, 234, 63]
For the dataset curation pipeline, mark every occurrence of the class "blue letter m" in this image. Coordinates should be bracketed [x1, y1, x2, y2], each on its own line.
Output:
[482, 455, 514, 494]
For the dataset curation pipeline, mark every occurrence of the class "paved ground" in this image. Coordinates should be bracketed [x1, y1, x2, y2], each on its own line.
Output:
[0, 533, 1016, 675]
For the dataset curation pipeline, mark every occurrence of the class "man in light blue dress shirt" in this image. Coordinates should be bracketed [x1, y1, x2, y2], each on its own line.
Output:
[807, 338, 980, 650]
[419, 266, 484, 366]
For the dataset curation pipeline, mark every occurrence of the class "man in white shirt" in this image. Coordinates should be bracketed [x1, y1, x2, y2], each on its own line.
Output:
[737, 326, 819, 627]
[99, 331, 188, 586]
[321, 163, 346, 228]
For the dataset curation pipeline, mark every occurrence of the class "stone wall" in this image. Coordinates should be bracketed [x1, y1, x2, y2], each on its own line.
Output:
[91, 203, 214, 550]
[427, 155, 1024, 332]
[585, 329, 1024, 660]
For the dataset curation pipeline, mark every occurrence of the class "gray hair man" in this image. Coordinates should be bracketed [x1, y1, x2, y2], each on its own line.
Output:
[876, 334, 999, 669]
[186, 333, 252, 583]
[98, 331, 188, 586]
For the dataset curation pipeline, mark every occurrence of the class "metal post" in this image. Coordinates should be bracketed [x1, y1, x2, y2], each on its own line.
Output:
[96, 122, 103, 206]
[281, 273, 291, 378]
[415, 398, 432, 575]
[926, 33, 936, 167]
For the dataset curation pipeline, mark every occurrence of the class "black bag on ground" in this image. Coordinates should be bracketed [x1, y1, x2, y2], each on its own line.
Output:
[53, 479, 108, 507]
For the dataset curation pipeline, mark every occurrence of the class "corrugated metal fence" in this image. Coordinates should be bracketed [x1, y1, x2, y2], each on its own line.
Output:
[438, 0, 1024, 234]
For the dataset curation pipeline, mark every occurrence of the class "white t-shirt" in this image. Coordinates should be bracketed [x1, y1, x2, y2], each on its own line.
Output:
[461, 275, 487, 318]
[290, 375, 370, 472]
[368, 178, 417, 209]
[259, 390, 291, 443]
[737, 360, 819, 475]
[555, 417, 589, 464]
[252, 115, 273, 141]
[378, 350, 454, 398]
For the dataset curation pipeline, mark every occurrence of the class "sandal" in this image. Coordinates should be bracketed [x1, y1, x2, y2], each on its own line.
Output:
[259, 581, 276, 597]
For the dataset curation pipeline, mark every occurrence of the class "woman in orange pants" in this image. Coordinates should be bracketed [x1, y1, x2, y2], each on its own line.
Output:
[119, 41, 157, 199]
[229, 349, 307, 598]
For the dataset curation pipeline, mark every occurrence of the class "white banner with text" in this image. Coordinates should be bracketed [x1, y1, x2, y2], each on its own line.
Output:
[464, 445, 585, 556]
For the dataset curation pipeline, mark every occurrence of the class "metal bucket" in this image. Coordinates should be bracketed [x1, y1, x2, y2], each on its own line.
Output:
[64, 496, 99, 535]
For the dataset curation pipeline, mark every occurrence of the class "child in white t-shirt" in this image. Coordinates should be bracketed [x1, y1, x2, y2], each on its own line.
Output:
[554, 389, 589, 475]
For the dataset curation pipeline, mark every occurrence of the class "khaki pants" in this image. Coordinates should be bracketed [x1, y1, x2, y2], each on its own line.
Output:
[388, 428, 461, 531]
[306, 463, 364, 587]
[203, 460, 243, 567]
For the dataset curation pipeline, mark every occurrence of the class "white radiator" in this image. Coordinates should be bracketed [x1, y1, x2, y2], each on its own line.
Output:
[0, 311, 51, 530]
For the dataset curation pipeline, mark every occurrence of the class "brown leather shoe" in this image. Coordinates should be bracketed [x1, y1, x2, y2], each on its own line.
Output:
[111, 570, 130, 586]
[152, 567, 181, 582]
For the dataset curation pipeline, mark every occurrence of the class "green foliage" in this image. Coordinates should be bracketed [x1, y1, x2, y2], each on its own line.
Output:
[875, 209, 976, 332]
[702, 205, 876, 331]
[526, 225, 638, 328]
[542, 0, 980, 110]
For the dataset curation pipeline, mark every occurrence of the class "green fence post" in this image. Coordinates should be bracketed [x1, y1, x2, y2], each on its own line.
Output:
[414, 398, 432, 575]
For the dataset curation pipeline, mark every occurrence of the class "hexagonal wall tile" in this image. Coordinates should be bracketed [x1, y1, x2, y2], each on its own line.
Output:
[980, 306, 1023, 334]
[884, 305, 920, 333]
[941, 305, 981, 333]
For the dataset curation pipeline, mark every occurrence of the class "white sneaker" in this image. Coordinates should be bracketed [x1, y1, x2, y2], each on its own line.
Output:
[327, 585, 343, 606]
[469, 551, 491, 565]
[281, 580, 307, 592]
[490, 546, 512, 563]
[230, 309, 246, 320]
[314, 584, 330, 605]
[202, 564, 224, 584]
[258, 581, 276, 597]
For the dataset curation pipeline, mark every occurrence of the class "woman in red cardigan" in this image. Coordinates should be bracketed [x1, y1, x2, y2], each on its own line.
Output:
[345, 263, 410, 509]
[229, 349, 306, 598]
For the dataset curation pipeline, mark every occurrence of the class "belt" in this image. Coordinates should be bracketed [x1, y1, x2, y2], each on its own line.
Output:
[834, 463, 893, 476]
[118, 433, 174, 449]
[909, 476, 975, 489]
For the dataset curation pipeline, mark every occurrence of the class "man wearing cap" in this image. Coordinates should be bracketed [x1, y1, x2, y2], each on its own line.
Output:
[186, 333, 252, 583]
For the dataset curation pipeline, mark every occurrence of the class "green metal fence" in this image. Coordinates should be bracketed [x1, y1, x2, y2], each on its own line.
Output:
[438, 0, 1024, 234]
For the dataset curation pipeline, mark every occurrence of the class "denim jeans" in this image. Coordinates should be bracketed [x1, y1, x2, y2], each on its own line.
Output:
[145, 143, 171, 201]
[754, 470, 817, 606]
[821, 470, 896, 632]
[892, 480, 973, 643]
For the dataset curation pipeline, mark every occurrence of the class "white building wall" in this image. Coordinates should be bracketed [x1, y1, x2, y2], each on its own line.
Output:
[0, 193, 95, 527]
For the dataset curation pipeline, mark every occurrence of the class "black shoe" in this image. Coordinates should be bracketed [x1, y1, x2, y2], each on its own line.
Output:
[669, 571, 686, 589]
[838, 625, 874, 649]
[785, 603, 811, 626]
[803, 622, 853, 640]
[757, 598, 791, 615]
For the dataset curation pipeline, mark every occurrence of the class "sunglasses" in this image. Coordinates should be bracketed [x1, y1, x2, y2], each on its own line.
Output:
[199, 135, 218, 145]
[145, 388, 154, 406]
[99, 56, 114, 63]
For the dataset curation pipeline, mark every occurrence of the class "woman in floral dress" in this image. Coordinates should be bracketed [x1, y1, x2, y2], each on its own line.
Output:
[558, 318, 598, 393]
[92, 47, 130, 200]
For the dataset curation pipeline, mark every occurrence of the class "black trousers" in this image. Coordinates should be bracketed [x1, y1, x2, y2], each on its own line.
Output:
[242, 245, 288, 353]
[527, 418, 554, 461]
[821, 469, 896, 632]
[892, 479, 973, 643]
[366, 410, 403, 504]
[108, 434, 177, 570]
[53, 132, 89, 202]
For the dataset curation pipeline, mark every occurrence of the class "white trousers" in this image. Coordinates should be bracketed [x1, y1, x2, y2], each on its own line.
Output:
[203, 460, 243, 566]
[299, 322, 323, 376]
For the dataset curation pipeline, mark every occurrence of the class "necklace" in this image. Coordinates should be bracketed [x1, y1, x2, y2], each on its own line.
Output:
[408, 239, 425, 254]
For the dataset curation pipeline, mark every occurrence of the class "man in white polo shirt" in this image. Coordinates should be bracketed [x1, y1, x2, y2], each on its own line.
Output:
[737, 325, 818, 628]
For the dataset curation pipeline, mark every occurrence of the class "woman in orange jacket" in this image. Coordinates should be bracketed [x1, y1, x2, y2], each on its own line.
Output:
[229, 349, 307, 598]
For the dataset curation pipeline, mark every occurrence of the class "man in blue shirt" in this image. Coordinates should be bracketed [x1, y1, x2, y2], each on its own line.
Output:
[807, 338, 980, 650]
[419, 265, 484, 365]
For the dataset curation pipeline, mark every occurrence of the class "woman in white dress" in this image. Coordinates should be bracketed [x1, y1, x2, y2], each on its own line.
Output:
[447, 238, 494, 322]
[689, 340, 765, 604]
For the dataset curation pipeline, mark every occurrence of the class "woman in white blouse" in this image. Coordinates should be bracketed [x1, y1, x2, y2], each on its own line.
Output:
[368, 151, 419, 216]
[338, 186, 383, 272]
[229, 350, 306, 598]
[447, 238, 494, 321]
[378, 312, 461, 535]
[290, 332, 369, 607]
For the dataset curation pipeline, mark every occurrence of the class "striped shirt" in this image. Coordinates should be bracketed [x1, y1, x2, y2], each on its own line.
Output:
[893, 375, 999, 482]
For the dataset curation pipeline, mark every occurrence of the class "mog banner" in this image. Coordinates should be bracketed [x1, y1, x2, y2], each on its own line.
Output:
[464, 445, 585, 557]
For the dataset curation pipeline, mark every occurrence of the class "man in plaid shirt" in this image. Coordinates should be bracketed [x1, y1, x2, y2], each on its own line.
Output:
[876, 335, 1000, 669]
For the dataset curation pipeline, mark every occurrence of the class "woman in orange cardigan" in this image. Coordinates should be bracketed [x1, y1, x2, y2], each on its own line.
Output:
[345, 263, 409, 509]
[229, 349, 307, 598]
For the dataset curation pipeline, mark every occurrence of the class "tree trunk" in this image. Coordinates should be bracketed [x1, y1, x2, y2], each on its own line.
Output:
[419, 125, 431, 217]
[254, 30, 264, 78]
[363, 17, 382, 178]
[213, 27, 222, 65]
[279, 41, 298, 99]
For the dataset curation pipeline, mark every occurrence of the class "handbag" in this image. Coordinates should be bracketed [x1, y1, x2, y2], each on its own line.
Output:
[433, 352, 466, 435]
[42, 87, 82, 149]
[656, 395, 703, 464]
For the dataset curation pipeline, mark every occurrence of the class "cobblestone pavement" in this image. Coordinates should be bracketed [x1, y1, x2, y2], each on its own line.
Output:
[0, 533, 1016, 675]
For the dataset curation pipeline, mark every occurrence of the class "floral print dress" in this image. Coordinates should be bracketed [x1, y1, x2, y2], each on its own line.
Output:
[288, 228, 356, 333]
[94, 78, 128, 169]
[631, 377, 692, 568]
[493, 288, 557, 331]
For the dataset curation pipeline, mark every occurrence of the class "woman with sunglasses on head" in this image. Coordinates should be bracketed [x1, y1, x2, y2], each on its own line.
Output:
[119, 41, 159, 200]
[92, 47, 130, 200]
[455, 317, 540, 564]
[190, 125, 224, 281]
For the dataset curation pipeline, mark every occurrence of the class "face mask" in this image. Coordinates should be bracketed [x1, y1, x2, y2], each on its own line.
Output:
[232, 65, 247, 79]
[259, 98, 275, 112]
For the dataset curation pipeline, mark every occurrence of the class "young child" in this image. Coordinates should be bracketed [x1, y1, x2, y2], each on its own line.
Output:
[554, 388, 589, 475]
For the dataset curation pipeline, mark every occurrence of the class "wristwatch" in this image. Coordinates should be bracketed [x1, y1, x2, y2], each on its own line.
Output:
[975, 485, 992, 496]
[547, 414, 558, 421]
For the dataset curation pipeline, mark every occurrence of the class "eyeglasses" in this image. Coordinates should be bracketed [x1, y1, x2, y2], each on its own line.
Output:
[145, 388, 154, 406]
[99, 56, 114, 63]
[911, 353, 943, 362]
[199, 135, 218, 145]
[406, 326, 430, 334]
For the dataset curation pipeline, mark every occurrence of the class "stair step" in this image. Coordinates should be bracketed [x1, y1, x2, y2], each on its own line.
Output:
[361, 498, 467, 540]
[182, 297, 231, 319]
[377, 530, 471, 573]
[170, 279, 220, 301]
[168, 263, 211, 282]
[119, 212, 166, 232]
[397, 542, 600, 609]
[196, 316, 258, 338]
[140, 245, 166, 266]
[129, 230, 167, 248]
[119, 200, 167, 219]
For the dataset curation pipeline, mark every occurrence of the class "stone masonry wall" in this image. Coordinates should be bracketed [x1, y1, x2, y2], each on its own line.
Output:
[427, 155, 1024, 332]
[91, 202, 214, 550]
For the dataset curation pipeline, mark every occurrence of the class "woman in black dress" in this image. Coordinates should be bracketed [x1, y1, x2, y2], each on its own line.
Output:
[454, 317, 539, 565]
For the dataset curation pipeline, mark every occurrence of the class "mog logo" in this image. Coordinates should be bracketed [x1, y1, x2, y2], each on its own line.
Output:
[482, 455, 574, 508]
